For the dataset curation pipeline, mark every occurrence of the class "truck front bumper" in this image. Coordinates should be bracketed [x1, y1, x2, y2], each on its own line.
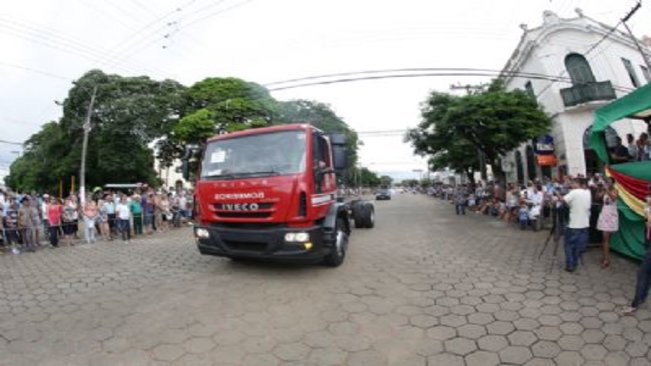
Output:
[193, 223, 332, 263]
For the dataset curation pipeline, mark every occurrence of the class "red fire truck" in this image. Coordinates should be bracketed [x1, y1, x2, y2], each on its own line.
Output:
[184, 124, 375, 266]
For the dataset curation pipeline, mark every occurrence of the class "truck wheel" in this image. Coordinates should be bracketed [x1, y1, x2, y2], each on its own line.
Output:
[358, 203, 375, 228]
[324, 218, 348, 267]
[353, 202, 365, 228]
[364, 206, 375, 228]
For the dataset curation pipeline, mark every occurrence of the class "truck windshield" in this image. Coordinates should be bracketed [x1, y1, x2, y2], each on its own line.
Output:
[201, 130, 306, 179]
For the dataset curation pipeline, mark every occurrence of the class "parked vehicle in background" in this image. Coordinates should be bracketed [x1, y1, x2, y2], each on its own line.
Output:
[375, 188, 392, 200]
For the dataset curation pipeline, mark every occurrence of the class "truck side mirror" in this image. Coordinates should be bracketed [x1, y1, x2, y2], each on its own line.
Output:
[332, 145, 347, 172]
[328, 133, 347, 173]
[181, 145, 198, 181]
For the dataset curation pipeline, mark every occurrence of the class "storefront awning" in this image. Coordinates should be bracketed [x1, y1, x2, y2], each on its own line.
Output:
[589, 83, 651, 163]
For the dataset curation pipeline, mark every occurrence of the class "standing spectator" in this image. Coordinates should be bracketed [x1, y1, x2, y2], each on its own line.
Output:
[596, 178, 618, 268]
[147, 192, 158, 233]
[97, 196, 110, 241]
[159, 193, 171, 231]
[61, 198, 76, 246]
[116, 196, 131, 243]
[17, 197, 37, 252]
[30, 194, 43, 246]
[623, 193, 651, 314]
[41, 194, 50, 243]
[454, 185, 467, 215]
[637, 133, 650, 161]
[4, 199, 20, 253]
[82, 199, 98, 244]
[103, 194, 116, 240]
[611, 136, 631, 163]
[70, 195, 80, 239]
[627, 133, 639, 160]
[47, 197, 63, 248]
[130, 195, 144, 236]
[559, 178, 592, 272]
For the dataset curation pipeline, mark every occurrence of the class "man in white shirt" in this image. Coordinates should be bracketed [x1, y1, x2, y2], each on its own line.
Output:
[116, 196, 131, 243]
[560, 178, 592, 272]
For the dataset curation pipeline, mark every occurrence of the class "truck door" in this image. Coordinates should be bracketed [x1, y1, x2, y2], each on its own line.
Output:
[312, 133, 335, 194]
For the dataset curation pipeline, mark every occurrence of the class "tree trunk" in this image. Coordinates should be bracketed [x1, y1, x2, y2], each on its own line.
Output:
[490, 161, 507, 200]
[465, 169, 476, 188]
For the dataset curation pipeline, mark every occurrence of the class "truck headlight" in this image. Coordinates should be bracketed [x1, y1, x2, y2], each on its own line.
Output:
[285, 232, 310, 242]
[295, 232, 310, 242]
[195, 228, 210, 239]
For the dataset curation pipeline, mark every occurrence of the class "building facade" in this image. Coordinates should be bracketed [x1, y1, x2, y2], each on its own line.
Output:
[501, 9, 650, 182]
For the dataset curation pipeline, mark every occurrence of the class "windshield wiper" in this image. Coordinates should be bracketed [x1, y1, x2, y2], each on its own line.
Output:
[234, 170, 281, 177]
[202, 173, 236, 180]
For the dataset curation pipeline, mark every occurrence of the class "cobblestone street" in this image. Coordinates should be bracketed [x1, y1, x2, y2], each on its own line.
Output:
[1, 194, 650, 365]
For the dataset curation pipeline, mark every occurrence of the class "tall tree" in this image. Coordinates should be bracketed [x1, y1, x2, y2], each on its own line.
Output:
[277, 100, 360, 185]
[5, 70, 186, 192]
[407, 80, 551, 187]
[158, 77, 279, 169]
[406, 92, 479, 184]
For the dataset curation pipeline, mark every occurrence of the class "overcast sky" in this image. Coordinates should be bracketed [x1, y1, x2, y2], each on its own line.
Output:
[1, 0, 649, 181]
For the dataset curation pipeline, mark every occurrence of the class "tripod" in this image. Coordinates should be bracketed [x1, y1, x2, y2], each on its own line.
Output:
[538, 205, 567, 272]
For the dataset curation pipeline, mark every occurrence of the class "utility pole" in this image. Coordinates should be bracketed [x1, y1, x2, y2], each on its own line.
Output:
[621, 1, 651, 71]
[79, 86, 98, 205]
[450, 83, 488, 181]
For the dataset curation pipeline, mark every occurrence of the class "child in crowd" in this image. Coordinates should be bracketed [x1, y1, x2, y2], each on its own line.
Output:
[518, 201, 529, 230]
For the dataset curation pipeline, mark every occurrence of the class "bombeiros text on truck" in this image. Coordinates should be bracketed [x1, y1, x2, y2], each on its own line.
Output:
[182, 124, 375, 267]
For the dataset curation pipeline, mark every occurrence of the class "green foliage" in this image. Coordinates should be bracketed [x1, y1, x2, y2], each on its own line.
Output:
[5, 70, 185, 192]
[379, 175, 393, 187]
[160, 77, 280, 167]
[276, 100, 360, 184]
[406, 80, 551, 183]
[401, 179, 419, 187]
[358, 167, 381, 187]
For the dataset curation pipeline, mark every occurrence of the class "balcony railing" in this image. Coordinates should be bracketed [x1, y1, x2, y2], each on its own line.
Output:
[560, 81, 616, 107]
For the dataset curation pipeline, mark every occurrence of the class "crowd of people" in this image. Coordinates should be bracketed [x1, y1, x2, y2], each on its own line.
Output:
[0, 186, 193, 254]
[432, 173, 651, 314]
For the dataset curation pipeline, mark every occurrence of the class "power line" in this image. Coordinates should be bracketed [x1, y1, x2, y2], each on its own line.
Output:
[0, 61, 73, 82]
[266, 69, 635, 92]
[0, 17, 161, 76]
[0, 139, 23, 146]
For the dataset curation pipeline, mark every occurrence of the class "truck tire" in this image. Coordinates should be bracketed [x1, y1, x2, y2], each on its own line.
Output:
[362, 204, 375, 228]
[353, 202, 366, 228]
[355, 203, 375, 228]
[324, 217, 348, 267]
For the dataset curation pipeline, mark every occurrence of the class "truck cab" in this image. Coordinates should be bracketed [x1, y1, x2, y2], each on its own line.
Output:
[189, 124, 373, 266]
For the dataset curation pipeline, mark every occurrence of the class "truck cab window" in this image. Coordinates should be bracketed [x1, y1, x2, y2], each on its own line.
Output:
[313, 133, 331, 193]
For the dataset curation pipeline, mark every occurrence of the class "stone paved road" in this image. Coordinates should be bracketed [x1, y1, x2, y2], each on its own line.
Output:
[1, 194, 650, 365]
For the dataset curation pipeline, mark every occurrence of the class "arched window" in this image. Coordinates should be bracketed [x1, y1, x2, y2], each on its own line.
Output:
[565, 53, 596, 85]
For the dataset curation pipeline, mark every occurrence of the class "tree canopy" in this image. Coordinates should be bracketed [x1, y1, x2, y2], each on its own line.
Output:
[277, 99, 360, 185]
[406, 80, 551, 185]
[6, 70, 186, 193]
[5, 72, 366, 193]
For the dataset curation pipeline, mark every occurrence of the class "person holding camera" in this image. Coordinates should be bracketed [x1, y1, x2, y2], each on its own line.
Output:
[558, 177, 591, 272]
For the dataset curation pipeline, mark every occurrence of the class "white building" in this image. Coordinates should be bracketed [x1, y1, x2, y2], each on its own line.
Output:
[501, 9, 650, 182]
